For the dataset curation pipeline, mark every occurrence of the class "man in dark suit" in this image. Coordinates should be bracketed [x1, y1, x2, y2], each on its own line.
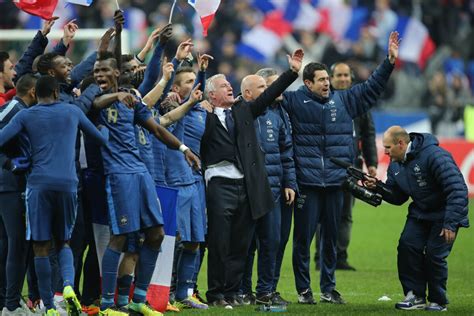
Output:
[201, 49, 304, 308]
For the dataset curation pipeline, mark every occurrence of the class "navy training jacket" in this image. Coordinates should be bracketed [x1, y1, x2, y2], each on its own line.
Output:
[282, 58, 394, 187]
[383, 133, 469, 231]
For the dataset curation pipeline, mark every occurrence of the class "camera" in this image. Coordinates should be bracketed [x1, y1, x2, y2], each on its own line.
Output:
[342, 176, 382, 207]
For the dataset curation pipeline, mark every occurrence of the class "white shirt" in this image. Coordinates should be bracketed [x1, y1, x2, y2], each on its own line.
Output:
[403, 141, 412, 162]
[204, 106, 244, 184]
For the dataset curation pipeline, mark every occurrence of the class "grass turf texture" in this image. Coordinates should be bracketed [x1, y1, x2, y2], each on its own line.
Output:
[188, 199, 474, 315]
[24, 200, 473, 315]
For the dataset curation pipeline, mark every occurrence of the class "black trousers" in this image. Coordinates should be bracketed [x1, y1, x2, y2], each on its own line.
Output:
[205, 177, 256, 303]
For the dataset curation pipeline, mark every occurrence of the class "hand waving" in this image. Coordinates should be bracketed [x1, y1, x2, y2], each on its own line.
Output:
[287, 49, 304, 73]
[388, 31, 400, 64]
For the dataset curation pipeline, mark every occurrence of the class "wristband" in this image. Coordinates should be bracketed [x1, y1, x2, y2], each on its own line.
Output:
[158, 78, 167, 88]
[179, 144, 189, 153]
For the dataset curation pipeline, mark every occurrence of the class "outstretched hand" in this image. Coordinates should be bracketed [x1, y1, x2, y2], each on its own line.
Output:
[189, 83, 203, 104]
[175, 39, 194, 61]
[62, 19, 79, 46]
[388, 31, 400, 64]
[114, 10, 125, 33]
[197, 53, 214, 71]
[158, 24, 173, 45]
[287, 49, 304, 73]
[41, 17, 59, 36]
[162, 57, 174, 81]
[98, 27, 115, 55]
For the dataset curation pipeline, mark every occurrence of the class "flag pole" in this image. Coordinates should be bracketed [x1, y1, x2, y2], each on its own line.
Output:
[115, 0, 120, 10]
[169, 0, 177, 24]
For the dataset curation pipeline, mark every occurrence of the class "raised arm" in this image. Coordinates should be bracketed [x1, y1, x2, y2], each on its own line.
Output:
[343, 31, 399, 118]
[142, 59, 174, 107]
[137, 24, 172, 95]
[159, 84, 202, 127]
[14, 17, 58, 83]
[250, 49, 303, 118]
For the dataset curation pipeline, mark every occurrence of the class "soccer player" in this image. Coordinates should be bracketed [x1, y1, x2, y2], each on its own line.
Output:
[0, 75, 108, 316]
[92, 52, 200, 316]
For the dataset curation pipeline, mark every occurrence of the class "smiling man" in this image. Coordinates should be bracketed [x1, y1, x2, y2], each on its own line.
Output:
[281, 32, 400, 305]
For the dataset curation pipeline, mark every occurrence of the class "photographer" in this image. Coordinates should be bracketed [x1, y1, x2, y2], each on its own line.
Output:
[365, 126, 469, 312]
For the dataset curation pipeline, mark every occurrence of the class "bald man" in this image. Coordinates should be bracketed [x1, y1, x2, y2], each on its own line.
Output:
[239, 75, 296, 305]
[366, 126, 469, 312]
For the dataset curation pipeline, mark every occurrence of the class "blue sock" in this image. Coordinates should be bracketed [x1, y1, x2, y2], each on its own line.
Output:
[117, 274, 133, 307]
[100, 247, 121, 310]
[132, 245, 159, 303]
[192, 251, 201, 288]
[58, 246, 75, 288]
[176, 249, 198, 301]
[34, 256, 54, 310]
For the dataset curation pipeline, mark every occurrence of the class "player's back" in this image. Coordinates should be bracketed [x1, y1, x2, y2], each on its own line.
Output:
[22, 102, 85, 191]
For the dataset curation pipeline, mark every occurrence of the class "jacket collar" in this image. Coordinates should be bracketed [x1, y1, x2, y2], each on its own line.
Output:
[299, 85, 330, 103]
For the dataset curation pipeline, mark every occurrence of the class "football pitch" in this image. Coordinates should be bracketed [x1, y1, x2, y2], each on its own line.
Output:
[188, 199, 474, 315]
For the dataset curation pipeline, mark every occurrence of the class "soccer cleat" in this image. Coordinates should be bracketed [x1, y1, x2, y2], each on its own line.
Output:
[174, 296, 208, 309]
[297, 289, 316, 304]
[82, 304, 101, 315]
[62, 285, 82, 316]
[395, 291, 426, 310]
[44, 308, 60, 316]
[320, 289, 346, 304]
[192, 292, 207, 304]
[99, 306, 129, 316]
[127, 301, 163, 316]
[424, 302, 447, 312]
[166, 302, 180, 312]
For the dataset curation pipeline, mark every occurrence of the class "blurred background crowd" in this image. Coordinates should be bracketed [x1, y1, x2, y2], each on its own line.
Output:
[1, 0, 474, 138]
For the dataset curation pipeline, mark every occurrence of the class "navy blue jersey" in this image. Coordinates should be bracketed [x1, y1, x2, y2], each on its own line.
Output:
[150, 108, 167, 185]
[0, 102, 107, 191]
[135, 124, 155, 178]
[184, 104, 206, 181]
[165, 120, 194, 186]
[98, 100, 151, 175]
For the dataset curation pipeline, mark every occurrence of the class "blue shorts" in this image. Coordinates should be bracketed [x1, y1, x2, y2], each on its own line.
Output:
[195, 177, 207, 234]
[25, 188, 77, 241]
[174, 183, 205, 242]
[105, 172, 163, 235]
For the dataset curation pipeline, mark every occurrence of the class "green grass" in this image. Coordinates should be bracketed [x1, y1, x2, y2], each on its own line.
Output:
[187, 199, 474, 315]
[25, 200, 473, 315]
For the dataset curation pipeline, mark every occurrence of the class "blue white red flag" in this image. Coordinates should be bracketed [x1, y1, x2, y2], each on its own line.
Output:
[188, 0, 221, 36]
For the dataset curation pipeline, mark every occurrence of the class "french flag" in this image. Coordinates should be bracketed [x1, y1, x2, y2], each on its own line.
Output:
[395, 16, 436, 69]
[237, 0, 296, 62]
[188, 0, 221, 37]
[93, 185, 178, 313]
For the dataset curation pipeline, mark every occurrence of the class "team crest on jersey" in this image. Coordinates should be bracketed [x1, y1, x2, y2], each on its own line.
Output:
[329, 99, 335, 105]
[413, 164, 426, 187]
[119, 216, 128, 226]
[413, 164, 421, 173]
[266, 119, 272, 126]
